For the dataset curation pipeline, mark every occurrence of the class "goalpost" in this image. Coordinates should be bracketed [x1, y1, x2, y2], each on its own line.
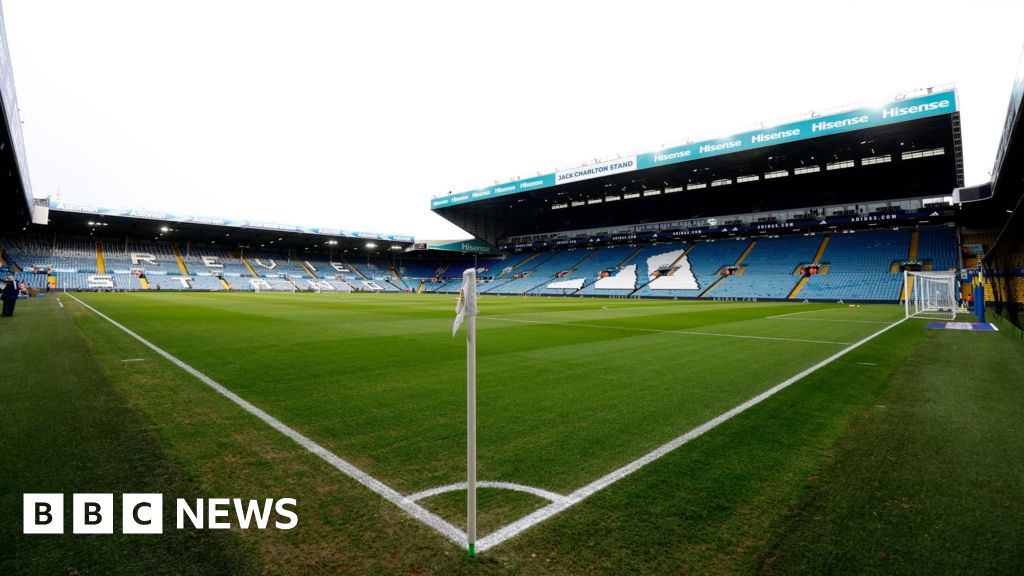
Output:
[904, 270, 958, 320]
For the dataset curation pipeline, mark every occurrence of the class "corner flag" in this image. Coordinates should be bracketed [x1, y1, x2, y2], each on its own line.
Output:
[452, 268, 477, 336]
[452, 268, 478, 557]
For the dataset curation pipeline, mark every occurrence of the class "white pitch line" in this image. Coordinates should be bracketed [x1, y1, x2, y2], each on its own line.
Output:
[768, 317, 892, 325]
[66, 294, 468, 548]
[406, 481, 566, 504]
[484, 316, 853, 346]
[57, 298, 64, 308]
[475, 315, 908, 553]
[765, 308, 860, 319]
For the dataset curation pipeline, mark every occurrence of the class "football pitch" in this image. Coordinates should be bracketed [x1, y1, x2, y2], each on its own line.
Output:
[3, 292, 1023, 575]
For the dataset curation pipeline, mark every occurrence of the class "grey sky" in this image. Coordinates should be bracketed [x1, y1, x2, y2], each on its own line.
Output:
[5, 0, 1023, 240]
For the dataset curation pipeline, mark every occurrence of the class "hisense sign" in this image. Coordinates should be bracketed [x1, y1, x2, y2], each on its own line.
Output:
[433, 89, 957, 210]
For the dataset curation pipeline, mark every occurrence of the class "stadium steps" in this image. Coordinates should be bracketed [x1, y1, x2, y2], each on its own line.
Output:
[340, 256, 370, 281]
[908, 228, 920, 261]
[417, 280, 425, 294]
[666, 247, 693, 276]
[388, 262, 405, 288]
[788, 276, 809, 299]
[616, 246, 643, 268]
[523, 250, 598, 295]
[139, 276, 150, 290]
[519, 251, 560, 276]
[697, 239, 755, 298]
[296, 256, 317, 278]
[239, 254, 260, 277]
[788, 234, 830, 299]
[220, 277, 232, 290]
[172, 245, 190, 275]
[96, 241, 105, 273]
[699, 274, 728, 297]
[512, 252, 542, 271]
[572, 249, 598, 271]
[734, 239, 757, 266]
[812, 235, 830, 264]
[625, 243, 692, 296]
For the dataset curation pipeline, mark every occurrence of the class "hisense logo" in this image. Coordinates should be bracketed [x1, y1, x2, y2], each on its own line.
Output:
[23, 494, 298, 534]
[881, 99, 950, 119]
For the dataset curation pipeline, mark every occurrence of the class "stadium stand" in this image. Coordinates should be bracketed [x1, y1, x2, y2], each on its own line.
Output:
[634, 239, 751, 298]
[576, 242, 688, 296]
[180, 247, 252, 278]
[798, 229, 910, 301]
[711, 235, 822, 299]
[0, 226, 951, 300]
[245, 250, 311, 278]
[480, 250, 594, 295]
[916, 226, 959, 271]
[531, 246, 637, 295]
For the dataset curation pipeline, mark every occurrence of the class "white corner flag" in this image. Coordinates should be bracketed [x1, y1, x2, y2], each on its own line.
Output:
[452, 267, 478, 558]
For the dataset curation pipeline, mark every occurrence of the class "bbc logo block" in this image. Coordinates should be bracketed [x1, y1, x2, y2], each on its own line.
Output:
[23, 493, 296, 534]
[23, 494, 64, 534]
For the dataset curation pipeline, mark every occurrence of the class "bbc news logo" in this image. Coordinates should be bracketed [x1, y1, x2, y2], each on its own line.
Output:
[23, 494, 297, 534]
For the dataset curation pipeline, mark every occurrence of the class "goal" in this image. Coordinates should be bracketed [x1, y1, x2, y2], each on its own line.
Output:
[904, 270, 958, 320]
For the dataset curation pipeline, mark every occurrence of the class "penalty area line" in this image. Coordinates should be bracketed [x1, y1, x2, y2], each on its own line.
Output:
[65, 294, 467, 548]
[476, 315, 909, 553]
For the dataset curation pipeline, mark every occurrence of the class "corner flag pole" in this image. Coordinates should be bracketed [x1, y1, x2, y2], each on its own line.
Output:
[452, 268, 478, 558]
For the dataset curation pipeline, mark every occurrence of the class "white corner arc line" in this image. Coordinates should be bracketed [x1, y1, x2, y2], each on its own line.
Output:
[484, 316, 852, 346]
[406, 481, 566, 504]
[66, 294, 468, 547]
[475, 316, 909, 553]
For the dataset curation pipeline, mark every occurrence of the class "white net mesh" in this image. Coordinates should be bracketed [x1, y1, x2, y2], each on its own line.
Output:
[904, 270, 957, 320]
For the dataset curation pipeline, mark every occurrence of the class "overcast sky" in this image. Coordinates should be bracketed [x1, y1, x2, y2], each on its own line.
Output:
[5, 0, 1023, 240]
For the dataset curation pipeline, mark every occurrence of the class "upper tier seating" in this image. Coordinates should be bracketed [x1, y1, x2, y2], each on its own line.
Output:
[917, 226, 959, 271]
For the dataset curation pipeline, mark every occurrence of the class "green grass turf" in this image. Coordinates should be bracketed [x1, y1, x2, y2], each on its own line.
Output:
[0, 296, 257, 575]
[1, 292, 1021, 574]
[760, 318, 1024, 575]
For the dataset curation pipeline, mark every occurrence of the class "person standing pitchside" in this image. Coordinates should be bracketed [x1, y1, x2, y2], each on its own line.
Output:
[1, 275, 17, 317]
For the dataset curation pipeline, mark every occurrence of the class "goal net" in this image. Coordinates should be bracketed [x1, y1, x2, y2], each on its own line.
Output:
[904, 270, 957, 320]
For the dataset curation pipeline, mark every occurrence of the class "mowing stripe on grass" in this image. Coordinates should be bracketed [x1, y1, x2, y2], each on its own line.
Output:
[475, 316, 909, 553]
[484, 316, 853, 345]
[66, 294, 468, 548]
